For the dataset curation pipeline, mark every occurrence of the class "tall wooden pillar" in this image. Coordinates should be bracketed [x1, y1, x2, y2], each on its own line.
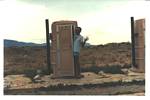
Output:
[131, 17, 145, 73]
[51, 21, 78, 78]
[134, 19, 145, 72]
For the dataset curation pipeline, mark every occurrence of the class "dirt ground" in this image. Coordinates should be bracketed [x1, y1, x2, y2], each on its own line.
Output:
[4, 42, 145, 95]
[4, 71, 145, 95]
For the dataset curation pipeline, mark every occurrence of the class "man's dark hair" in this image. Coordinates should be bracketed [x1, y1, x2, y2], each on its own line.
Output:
[75, 27, 82, 33]
[76, 27, 81, 30]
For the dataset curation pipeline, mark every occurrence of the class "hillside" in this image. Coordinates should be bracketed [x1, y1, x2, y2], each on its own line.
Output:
[4, 39, 46, 47]
[4, 42, 131, 75]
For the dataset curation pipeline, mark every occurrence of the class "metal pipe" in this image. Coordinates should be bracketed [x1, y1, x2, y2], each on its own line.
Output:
[45, 19, 51, 74]
[131, 17, 136, 67]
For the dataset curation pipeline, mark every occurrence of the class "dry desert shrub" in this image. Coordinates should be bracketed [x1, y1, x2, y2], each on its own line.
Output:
[4, 42, 131, 75]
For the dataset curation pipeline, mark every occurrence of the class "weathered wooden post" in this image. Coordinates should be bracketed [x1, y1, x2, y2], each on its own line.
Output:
[51, 21, 78, 78]
[131, 17, 136, 68]
[131, 17, 145, 73]
[45, 19, 51, 74]
[134, 19, 145, 72]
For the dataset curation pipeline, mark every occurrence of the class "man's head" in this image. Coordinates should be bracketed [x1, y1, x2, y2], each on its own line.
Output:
[75, 27, 82, 35]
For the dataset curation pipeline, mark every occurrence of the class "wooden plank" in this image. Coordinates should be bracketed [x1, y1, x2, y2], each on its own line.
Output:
[134, 19, 145, 72]
[51, 21, 78, 78]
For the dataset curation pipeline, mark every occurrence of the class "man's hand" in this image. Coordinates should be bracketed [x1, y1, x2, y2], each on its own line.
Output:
[84, 36, 89, 41]
[82, 36, 89, 47]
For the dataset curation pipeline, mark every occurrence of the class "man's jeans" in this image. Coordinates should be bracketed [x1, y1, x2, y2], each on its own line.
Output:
[74, 52, 80, 77]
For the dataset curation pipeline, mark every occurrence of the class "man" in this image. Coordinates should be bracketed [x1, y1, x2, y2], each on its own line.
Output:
[73, 27, 89, 78]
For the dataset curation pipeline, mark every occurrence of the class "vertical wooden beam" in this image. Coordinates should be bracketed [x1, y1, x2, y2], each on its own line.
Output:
[131, 17, 136, 67]
[134, 19, 145, 72]
[45, 19, 51, 74]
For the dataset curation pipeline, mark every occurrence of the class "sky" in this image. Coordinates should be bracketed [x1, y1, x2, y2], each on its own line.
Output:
[0, 0, 150, 45]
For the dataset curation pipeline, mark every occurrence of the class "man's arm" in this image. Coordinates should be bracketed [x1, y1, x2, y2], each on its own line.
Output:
[81, 37, 89, 47]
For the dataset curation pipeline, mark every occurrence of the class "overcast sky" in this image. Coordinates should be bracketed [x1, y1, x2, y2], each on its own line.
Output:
[0, 0, 149, 45]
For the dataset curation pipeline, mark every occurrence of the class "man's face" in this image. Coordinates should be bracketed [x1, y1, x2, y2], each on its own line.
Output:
[75, 28, 81, 35]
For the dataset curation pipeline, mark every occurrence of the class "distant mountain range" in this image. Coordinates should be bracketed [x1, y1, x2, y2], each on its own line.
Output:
[4, 39, 46, 47]
[4, 39, 92, 47]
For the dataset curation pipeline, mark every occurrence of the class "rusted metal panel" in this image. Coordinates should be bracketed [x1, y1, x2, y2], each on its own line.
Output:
[51, 21, 77, 77]
[134, 19, 145, 72]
